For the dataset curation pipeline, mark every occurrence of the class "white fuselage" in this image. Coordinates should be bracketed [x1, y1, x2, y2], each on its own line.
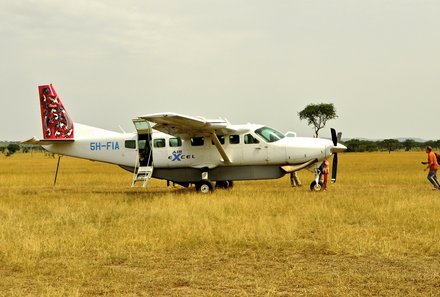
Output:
[43, 123, 334, 172]
[30, 84, 345, 187]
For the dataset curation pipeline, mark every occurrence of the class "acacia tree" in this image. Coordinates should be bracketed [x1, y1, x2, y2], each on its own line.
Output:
[402, 139, 416, 151]
[380, 139, 401, 153]
[298, 103, 338, 138]
[5, 143, 20, 157]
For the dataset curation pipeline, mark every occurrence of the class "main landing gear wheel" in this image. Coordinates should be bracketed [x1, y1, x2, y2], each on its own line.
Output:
[196, 180, 213, 194]
[310, 181, 324, 192]
[215, 180, 234, 189]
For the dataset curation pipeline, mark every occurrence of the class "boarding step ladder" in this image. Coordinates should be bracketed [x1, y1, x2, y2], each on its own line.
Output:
[131, 166, 154, 188]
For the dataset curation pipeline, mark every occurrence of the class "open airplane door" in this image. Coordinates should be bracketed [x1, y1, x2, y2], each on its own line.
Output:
[131, 119, 154, 187]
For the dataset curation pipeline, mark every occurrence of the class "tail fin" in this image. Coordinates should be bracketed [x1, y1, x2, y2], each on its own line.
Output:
[38, 84, 74, 140]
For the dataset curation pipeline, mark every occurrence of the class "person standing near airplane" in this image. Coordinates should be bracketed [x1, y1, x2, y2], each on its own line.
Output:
[322, 160, 330, 191]
[422, 146, 440, 190]
[290, 172, 302, 187]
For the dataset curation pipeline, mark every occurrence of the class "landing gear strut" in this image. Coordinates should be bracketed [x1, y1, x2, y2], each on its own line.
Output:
[310, 168, 323, 192]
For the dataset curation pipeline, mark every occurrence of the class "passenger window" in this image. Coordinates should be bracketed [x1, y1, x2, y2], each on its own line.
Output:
[169, 137, 182, 147]
[191, 137, 204, 146]
[153, 138, 166, 148]
[229, 135, 240, 144]
[244, 134, 259, 144]
[125, 140, 136, 149]
[212, 135, 225, 145]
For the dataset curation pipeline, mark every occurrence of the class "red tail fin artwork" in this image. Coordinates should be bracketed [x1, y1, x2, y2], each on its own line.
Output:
[38, 84, 74, 140]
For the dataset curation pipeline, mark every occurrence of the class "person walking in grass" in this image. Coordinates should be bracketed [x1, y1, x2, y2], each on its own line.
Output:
[422, 146, 440, 190]
[290, 171, 302, 187]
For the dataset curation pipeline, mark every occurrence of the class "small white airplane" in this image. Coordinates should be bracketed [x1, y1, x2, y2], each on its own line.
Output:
[23, 84, 346, 193]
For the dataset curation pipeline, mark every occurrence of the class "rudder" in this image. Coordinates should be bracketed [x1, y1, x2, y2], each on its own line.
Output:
[38, 84, 74, 140]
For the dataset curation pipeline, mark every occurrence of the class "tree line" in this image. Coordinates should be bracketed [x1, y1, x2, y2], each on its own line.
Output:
[342, 138, 440, 153]
[0, 142, 45, 157]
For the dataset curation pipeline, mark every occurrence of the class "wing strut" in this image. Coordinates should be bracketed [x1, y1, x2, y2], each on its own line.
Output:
[210, 132, 231, 164]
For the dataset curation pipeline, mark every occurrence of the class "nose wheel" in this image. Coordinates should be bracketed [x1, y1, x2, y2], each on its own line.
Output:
[310, 180, 324, 192]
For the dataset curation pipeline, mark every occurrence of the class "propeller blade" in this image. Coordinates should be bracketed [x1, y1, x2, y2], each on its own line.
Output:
[331, 153, 338, 183]
[330, 128, 337, 146]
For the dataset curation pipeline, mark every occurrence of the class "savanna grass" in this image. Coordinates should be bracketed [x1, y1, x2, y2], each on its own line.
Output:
[1, 151, 440, 296]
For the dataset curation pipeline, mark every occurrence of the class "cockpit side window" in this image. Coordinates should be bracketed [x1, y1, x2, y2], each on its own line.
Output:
[255, 126, 285, 143]
[244, 133, 259, 144]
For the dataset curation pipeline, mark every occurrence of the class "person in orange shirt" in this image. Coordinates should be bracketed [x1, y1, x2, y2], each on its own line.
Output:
[422, 146, 440, 190]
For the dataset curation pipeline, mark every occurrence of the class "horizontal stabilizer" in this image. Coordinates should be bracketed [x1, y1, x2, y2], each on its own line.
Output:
[22, 136, 74, 146]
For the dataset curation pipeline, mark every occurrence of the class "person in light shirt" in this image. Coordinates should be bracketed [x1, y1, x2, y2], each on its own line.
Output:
[290, 172, 302, 187]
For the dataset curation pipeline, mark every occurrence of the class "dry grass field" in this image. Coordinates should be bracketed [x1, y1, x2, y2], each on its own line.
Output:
[1, 151, 440, 296]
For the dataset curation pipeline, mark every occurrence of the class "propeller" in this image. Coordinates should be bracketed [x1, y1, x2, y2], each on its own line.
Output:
[330, 128, 338, 146]
[330, 128, 340, 183]
[331, 153, 338, 183]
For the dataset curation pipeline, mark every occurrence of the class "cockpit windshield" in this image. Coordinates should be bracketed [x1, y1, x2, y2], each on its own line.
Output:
[254, 126, 285, 143]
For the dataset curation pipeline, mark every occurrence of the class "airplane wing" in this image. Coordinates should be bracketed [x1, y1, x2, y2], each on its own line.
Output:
[139, 113, 237, 164]
[139, 112, 236, 137]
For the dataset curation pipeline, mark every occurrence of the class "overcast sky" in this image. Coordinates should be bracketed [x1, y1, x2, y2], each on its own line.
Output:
[1, 0, 439, 141]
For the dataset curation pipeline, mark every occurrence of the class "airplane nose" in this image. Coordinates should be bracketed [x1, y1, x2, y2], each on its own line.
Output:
[325, 143, 333, 158]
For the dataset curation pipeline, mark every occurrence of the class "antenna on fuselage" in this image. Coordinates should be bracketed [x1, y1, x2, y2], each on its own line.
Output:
[118, 125, 126, 133]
